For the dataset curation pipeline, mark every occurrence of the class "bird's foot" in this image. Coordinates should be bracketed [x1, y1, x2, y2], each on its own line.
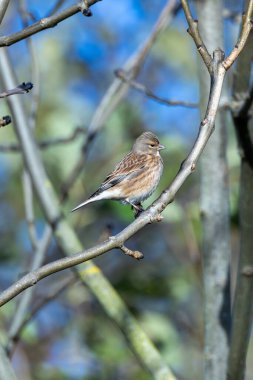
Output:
[130, 203, 144, 218]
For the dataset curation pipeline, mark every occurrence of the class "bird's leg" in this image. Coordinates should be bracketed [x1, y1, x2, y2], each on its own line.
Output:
[129, 202, 144, 218]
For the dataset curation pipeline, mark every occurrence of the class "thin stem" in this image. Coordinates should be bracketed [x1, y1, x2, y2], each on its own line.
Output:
[115, 69, 198, 108]
[0, 0, 10, 24]
[0, 0, 101, 47]
[0, 82, 33, 98]
[223, 0, 253, 70]
[181, 0, 213, 73]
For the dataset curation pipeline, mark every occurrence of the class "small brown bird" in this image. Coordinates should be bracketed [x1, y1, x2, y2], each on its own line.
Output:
[72, 131, 165, 216]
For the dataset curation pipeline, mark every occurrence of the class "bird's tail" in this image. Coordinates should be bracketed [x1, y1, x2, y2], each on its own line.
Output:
[71, 193, 103, 212]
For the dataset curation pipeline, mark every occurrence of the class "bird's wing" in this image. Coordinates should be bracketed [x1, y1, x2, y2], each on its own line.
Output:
[89, 152, 146, 197]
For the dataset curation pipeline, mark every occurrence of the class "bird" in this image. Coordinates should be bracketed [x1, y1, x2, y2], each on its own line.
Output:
[72, 131, 165, 217]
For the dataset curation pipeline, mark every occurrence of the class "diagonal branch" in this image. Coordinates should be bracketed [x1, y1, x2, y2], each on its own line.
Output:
[0, 48, 227, 307]
[181, 0, 213, 73]
[0, 82, 33, 98]
[0, 127, 86, 153]
[114, 69, 198, 108]
[223, 1, 253, 70]
[0, 0, 101, 47]
[0, 0, 10, 24]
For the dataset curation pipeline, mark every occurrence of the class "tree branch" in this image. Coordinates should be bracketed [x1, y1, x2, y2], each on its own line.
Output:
[0, 0, 101, 47]
[0, 47, 176, 380]
[0, 82, 33, 98]
[181, 0, 213, 73]
[0, 344, 17, 380]
[223, 2, 253, 70]
[114, 69, 198, 108]
[0, 48, 228, 307]
[0, 0, 10, 24]
[0, 127, 85, 153]
[119, 245, 144, 260]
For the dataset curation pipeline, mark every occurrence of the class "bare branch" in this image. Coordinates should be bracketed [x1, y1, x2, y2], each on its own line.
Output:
[0, 127, 86, 153]
[120, 245, 144, 260]
[223, 1, 253, 70]
[0, 49, 228, 307]
[0, 0, 10, 24]
[0, 82, 33, 98]
[115, 69, 198, 108]
[0, 0, 101, 47]
[22, 171, 39, 251]
[6, 227, 52, 356]
[181, 0, 213, 73]
[0, 344, 17, 380]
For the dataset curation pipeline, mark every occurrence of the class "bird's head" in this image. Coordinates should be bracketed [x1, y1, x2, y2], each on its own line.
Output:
[132, 131, 165, 155]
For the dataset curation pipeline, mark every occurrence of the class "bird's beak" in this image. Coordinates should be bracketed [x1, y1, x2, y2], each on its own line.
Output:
[158, 144, 165, 150]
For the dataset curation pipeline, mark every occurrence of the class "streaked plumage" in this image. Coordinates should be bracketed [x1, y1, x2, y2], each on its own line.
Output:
[72, 131, 165, 216]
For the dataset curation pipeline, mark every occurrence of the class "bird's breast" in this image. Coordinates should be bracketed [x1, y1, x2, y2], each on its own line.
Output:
[126, 155, 163, 203]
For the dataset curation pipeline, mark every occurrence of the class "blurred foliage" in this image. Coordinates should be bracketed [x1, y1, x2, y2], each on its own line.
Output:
[0, 0, 249, 379]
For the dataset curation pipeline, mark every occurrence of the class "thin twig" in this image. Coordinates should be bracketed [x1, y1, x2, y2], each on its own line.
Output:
[0, 82, 33, 98]
[0, 0, 101, 47]
[223, 2, 253, 70]
[22, 172, 39, 251]
[119, 245, 144, 260]
[19, 0, 41, 133]
[181, 0, 212, 73]
[19, 0, 40, 252]
[115, 68, 198, 108]
[0, 0, 10, 24]
[0, 127, 86, 153]
[6, 226, 52, 355]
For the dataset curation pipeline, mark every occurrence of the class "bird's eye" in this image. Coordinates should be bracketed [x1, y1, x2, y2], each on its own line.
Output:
[149, 144, 155, 148]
